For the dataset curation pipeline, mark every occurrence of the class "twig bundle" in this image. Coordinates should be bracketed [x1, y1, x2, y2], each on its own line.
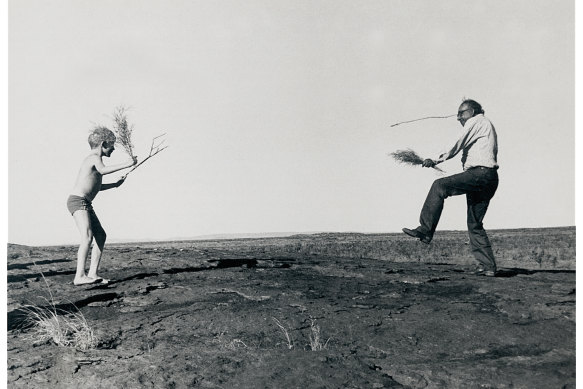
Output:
[390, 149, 444, 173]
[112, 106, 135, 158]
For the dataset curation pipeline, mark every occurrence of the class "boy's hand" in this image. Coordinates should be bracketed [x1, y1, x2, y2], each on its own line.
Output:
[422, 159, 436, 168]
[115, 176, 127, 187]
[130, 156, 138, 166]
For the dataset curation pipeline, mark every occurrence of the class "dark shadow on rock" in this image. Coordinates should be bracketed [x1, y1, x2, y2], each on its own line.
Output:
[7, 292, 119, 331]
[163, 258, 259, 275]
[82, 258, 285, 290]
[496, 268, 576, 278]
[7, 270, 76, 283]
[6, 309, 30, 331]
[116, 272, 160, 282]
[88, 259, 261, 289]
[7, 258, 72, 271]
[466, 344, 549, 362]
[262, 256, 297, 262]
[426, 277, 451, 283]
[208, 258, 259, 268]
[162, 266, 207, 275]
[71, 292, 120, 309]
[86, 272, 161, 289]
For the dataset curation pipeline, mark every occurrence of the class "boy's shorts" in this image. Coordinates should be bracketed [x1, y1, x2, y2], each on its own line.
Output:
[66, 195, 105, 235]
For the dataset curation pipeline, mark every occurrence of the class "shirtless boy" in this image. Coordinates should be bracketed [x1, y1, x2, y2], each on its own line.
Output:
[67, 126, 137, 285]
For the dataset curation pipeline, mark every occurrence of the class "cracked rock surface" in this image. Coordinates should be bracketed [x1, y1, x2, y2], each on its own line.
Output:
[7, 228, 575, 388]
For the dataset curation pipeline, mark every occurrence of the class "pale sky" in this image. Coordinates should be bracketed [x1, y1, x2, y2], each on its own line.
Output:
[7, 0, 576, 246]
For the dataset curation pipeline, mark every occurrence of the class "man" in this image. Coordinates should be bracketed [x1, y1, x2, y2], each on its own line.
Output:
[402, 99, 499, 276]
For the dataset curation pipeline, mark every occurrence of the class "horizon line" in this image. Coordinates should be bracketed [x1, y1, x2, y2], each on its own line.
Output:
[7, 225, 576, 247]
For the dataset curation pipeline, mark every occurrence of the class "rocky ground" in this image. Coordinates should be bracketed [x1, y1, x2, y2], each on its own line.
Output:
[6, 228, 576, 388]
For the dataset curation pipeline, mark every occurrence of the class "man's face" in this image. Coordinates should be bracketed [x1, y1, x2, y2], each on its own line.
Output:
[457, 104, 473, 127]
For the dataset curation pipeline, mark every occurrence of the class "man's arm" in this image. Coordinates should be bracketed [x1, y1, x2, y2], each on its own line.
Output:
[94, 155, 137, 175]
[433, 133, 468, 165]
[424, 119, 486, 167]
[421, 134, 466, 168]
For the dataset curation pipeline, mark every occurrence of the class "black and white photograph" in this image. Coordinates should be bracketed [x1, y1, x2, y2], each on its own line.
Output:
[5, 1, 577, 387]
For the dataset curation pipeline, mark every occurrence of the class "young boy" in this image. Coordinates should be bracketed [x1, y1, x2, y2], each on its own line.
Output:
[67, 126, 137, 285]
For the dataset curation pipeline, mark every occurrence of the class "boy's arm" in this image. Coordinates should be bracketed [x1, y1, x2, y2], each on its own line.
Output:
[101, 176, 127, 191]
[94, 155, 137, 175]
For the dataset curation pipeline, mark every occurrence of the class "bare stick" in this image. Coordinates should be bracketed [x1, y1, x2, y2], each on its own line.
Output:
[123, 133, 168, 177]
[390, 114, 456, 127]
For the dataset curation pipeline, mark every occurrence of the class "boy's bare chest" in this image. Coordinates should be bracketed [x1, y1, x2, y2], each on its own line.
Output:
[87, 167, 103, 185]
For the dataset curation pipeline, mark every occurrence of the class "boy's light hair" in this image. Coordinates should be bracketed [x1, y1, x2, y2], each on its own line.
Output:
[88, 126, 116, 149]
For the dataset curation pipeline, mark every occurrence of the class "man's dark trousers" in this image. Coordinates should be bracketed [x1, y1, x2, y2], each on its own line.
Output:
[418, 166, 499, 271]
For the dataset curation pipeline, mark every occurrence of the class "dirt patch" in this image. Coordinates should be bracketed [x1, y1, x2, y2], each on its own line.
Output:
[6, 228, 575, 388]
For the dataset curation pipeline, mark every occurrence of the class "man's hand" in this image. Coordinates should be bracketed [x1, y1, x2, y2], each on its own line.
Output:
[422, 159, 436, 168]
[130, 156, 138, 166]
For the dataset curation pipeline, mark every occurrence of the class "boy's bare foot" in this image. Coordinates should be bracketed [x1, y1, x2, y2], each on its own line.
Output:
[73, 276, 103, 285]
[88, 275, 110, 284]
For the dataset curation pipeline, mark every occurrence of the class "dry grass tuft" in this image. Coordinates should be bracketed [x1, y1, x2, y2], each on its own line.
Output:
[22, 266, 98, 350]
[308, 317, 330, 351]
[390, 149, 444, 173]
[213, 330, 249, 350]
[272, 317, 294, 350]
[22, 304, 98, 350]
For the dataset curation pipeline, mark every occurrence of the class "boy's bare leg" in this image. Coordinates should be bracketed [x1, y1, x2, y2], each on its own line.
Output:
[72, 211, 102, 285]
[87, 231, 109, 283]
